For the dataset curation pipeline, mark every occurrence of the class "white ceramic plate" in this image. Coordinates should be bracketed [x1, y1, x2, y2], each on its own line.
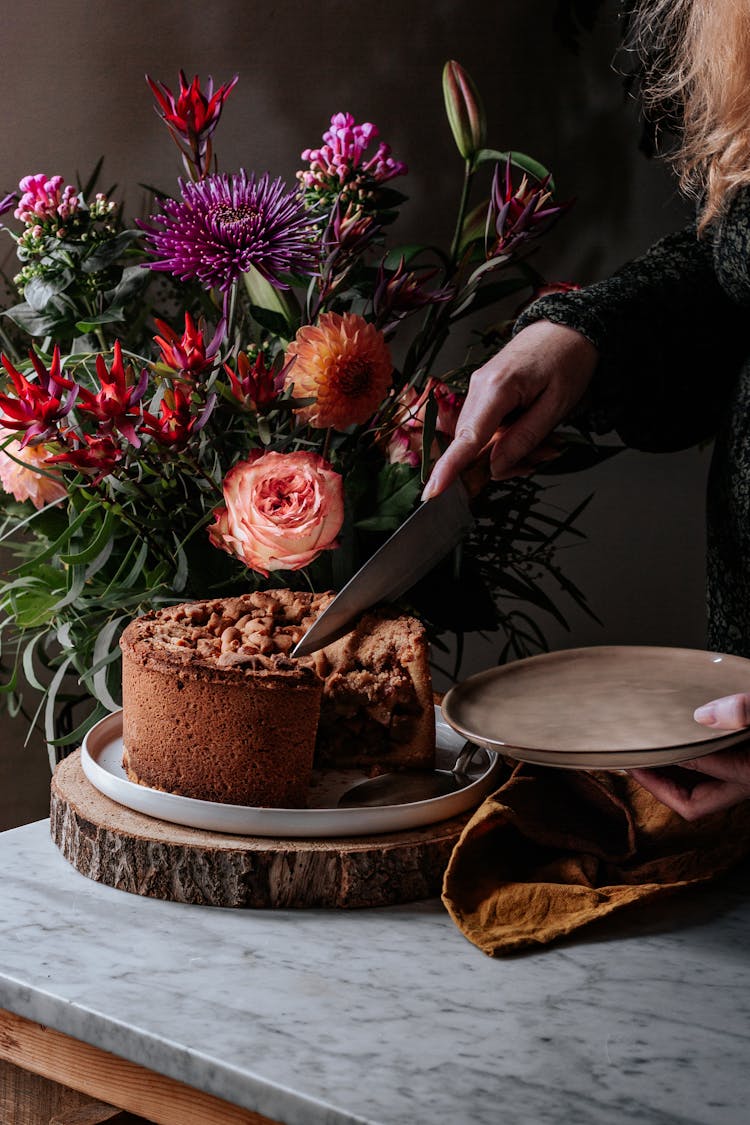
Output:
[81, 707, 504, 838]
[441, 646, 750, 770]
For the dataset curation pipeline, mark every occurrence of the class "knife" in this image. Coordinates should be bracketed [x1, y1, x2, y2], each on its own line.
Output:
[292, 478, 474, 657]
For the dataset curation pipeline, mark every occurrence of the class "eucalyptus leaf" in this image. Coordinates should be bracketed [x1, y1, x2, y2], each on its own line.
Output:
[91, 616, 127, 712]
[43, 654, 74, 763]
[21, 632, 47, 692]
[59, 511, 116, 565]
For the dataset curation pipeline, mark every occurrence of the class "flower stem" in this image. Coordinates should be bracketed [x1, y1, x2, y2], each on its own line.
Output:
[448, 160, 475, 270]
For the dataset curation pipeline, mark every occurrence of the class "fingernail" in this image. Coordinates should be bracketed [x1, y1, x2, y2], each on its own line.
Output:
[694, 704, 716, 724]
[421, 479, 437, 501]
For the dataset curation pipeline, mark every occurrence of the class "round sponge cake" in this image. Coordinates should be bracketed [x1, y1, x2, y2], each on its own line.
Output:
[120, 590, 327, 807]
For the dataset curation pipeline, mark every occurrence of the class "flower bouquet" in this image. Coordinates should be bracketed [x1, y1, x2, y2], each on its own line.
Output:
[0, 62, 609, 763]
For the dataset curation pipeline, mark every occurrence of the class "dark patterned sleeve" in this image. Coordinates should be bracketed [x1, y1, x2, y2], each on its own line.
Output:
[514, 224, 745, 451]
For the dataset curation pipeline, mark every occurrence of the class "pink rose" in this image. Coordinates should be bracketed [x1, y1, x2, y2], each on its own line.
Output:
[0, 429, 67, 508]
[386, 378, 464, 467]
[208, 450, 344, 576]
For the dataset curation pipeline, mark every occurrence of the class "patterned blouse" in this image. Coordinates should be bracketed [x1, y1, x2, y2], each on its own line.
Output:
[515, 186, 750, 655]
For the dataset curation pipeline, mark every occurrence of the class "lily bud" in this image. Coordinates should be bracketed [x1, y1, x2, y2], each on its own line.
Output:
[442, 60, 486, 163]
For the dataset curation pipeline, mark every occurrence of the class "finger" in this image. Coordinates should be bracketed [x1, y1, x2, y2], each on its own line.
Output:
[628, 768, 750, 820]
[422, 432, 485, 500]
[693, 693, 750, 730]
[678, 743, 750, 784]
[489, 435, 562, 480]
[423, 372, 529, 499]
[489, 388, 565, 476]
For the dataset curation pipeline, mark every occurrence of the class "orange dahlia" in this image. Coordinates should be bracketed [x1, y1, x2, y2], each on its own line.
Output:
[284, 311, 392, 430]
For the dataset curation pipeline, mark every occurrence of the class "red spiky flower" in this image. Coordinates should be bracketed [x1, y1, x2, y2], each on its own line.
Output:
[45, 432, 124, 483]
[142, 386, 216, 448]
[225, 351, 284, 412]
[147, 70, 238, 180]
[154, 312, 224, 378]
[75, 341, 149, 448]
[0, 346, 78, 445]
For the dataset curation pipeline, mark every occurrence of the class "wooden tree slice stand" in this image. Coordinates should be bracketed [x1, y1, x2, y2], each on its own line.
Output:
[50, 751, 470, 909]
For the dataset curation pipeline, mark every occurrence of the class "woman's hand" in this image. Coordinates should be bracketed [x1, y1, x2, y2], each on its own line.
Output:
[422, 320, 599, 499]
[629, 693, 750, 818]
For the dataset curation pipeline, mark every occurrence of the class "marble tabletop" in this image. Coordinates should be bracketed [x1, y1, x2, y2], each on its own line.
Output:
[1, 819, 749, 1125]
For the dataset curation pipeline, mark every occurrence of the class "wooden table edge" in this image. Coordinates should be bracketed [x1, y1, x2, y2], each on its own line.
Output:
[0, 1007, 282, 1125]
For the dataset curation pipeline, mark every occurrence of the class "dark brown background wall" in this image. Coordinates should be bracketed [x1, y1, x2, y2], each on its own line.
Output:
[1, 0, 705, 828]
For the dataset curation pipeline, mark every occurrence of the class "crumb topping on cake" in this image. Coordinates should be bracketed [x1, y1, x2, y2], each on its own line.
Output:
[123, 589, 333, 676]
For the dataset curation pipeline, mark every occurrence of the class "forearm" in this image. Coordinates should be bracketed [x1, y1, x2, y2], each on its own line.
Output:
[516, 225, 745, 451]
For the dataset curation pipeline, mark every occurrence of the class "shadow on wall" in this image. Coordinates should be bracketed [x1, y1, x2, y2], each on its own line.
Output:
[0, 0, 704, 826]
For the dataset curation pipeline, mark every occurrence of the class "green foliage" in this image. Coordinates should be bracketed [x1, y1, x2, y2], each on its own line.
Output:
[0, 63, 618, 761]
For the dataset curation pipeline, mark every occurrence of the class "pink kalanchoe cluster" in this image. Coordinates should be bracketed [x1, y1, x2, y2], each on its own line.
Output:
[14, 175, 80, 226]
[298, 113, 406, 205]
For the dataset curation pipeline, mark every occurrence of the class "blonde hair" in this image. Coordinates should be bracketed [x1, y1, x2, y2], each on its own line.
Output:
[627, 0, 750, 229]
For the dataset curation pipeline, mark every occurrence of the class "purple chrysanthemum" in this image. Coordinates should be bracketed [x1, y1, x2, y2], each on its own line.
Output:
[140, 170, 318, 292]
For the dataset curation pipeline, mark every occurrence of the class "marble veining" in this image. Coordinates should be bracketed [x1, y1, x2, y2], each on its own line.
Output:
[0, 820, 749, 1124]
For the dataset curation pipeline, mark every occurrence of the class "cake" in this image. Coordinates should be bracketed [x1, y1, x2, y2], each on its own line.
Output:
[311, 608, 435, 770]
[119, 589, 435, 807]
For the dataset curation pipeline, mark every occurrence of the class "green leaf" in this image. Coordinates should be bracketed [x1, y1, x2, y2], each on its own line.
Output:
[74, 308, 127, 332]
[91, 616, 127, 711]
[79, 156, 106, 199]
[12, 505, 93, 576]
[24, 271, 75, 311]
[2, 301, 70, 337]
[106, 264, 150, 309]
[172, 536, 189, 594]
[81, 230, 141, 273]
[59, 510, 116, 565]
[382, 245, 432, 270]
[21, 632, 47, 692]
[355, 463, 421, 531]
[449, 276, 529, 321]
[248, 303, 291, 338]
[475, 148, 554, 189]
[44, 654, 74, 763]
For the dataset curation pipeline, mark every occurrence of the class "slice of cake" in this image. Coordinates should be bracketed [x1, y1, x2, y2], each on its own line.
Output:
[311, 609, 435, 770]
[119, 590, 435, 807]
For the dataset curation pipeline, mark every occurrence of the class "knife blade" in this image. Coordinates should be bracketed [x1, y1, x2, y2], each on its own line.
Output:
[292, 478, 474, 657]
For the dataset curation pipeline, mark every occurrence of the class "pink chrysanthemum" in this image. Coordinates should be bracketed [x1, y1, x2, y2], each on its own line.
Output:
[140, 170, 317, 292]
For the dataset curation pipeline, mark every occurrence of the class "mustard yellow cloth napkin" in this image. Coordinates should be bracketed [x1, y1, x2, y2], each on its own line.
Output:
[442, 761, 750, 955]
